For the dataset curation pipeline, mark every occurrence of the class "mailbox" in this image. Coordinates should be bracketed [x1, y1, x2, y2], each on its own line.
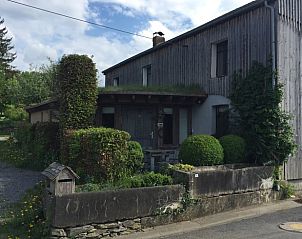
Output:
[42, 162, 79, 196]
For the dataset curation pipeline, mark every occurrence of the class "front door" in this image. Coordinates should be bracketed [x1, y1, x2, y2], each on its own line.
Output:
[122, 106, 155, 149]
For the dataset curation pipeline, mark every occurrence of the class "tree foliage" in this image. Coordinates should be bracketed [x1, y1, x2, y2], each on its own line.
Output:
[0, 17, 16, 71]
[230, 62, 296, 165]
[58, 54, 97, 130]
[0, 62, 57, 116]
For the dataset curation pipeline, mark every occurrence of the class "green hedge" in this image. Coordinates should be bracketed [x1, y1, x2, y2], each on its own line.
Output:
[58, 54, 97, 130]
[66, 127, 131, 182]
[179, 135, 224, 166]
[0, 122, 60, 170]
[76, 172, 173, 192]
[127, 141, 144, 174]
[219, 135, 246, 164]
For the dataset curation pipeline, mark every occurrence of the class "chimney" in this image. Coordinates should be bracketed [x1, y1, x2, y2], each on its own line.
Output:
[153, 32, 165, 47]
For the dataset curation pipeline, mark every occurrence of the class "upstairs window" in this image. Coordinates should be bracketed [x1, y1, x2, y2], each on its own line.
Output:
[142, 65, 151, 86]
[211, 40, 228, 78]
[113, 77, 119, 86]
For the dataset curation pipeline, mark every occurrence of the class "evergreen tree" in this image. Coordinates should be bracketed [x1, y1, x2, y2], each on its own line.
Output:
[0, 17, 16, 70]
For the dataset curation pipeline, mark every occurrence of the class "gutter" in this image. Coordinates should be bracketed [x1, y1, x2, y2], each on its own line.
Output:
[264, 0, 276, 89]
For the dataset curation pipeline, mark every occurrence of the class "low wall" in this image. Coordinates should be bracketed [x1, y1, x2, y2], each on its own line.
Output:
[49, 185, 183, 228]
[173, 165, 274, 198]
[49, 189, 282, 238]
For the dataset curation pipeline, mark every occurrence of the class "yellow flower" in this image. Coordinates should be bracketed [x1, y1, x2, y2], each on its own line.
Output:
[29, 223, 33, 228]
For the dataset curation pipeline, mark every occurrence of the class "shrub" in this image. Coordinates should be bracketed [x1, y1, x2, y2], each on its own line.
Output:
[0, 122, 60, 170]
[4, 105, 28, 121]
[179, 135, 224, 166]
[58, 54, 97, 131]
[126, 141, 144, 174]
[29, 122, 60, 169]
[76, 183, 101, 192]
[66, 127, 131, 182]
[172, 163, 195, 172]
[231, 62, 296, 165]
[219, 135, 246, 164]
[76, 172, 173, 192]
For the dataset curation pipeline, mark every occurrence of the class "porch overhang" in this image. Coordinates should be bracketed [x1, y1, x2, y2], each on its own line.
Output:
[98, 91, 208, 106]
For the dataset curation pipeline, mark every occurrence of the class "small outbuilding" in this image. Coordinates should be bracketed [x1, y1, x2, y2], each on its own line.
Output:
[42, 162, 79, 196]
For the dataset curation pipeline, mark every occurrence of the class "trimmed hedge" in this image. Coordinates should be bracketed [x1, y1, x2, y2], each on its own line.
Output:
[127, 141, 144, 174]
[179, 135, 224, 166]
[66, 127, 131, 182]
[219, 135, 246, 164]
[58, 54, 97, 130]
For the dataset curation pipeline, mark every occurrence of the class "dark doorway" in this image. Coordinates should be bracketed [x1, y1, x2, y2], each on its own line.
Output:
[163, 114, 173, 145]
[215, 105, 229, 137]
[102, 107, 115, 128]
[102, 113, 114, 128]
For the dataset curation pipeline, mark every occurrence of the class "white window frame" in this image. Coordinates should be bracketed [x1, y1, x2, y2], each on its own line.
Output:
[142, 65, 151, 86]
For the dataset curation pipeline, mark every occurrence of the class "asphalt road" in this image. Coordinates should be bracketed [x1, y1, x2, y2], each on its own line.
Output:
[159, 205, 302, 239]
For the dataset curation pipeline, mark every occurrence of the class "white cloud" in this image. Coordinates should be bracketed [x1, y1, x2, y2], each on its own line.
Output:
[0, 0, 254, 86]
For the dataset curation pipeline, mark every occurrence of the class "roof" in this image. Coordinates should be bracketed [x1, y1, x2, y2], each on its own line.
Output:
[25, 98, 58, 113]
[102, 0, 275, 74]
[41, 162, 80, 181]
[26, 89, 207, 111]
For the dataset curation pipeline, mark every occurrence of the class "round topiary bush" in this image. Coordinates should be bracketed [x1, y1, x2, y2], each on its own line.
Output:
[179, 135, 224, 166]
[219, 135, 246, 164]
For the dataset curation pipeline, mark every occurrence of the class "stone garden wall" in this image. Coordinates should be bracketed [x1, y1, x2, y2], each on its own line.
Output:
[47, 165, 280, 239]
[173, 165, 274, 198]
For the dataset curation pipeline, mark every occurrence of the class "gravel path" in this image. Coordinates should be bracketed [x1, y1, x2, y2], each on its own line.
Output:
[0, 161, 43, 216]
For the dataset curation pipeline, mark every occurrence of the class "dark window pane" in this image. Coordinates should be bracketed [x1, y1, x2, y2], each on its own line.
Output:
[216, 41, 228, 77]
[215, 105, 229, 137]
[102, 113, 114, 128]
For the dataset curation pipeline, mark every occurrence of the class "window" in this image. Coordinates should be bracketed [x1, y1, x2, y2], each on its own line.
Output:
[142, 65, 151, 86]
[102, 107, 115, 128]
[113, 77, 119, 86]
[215, 105, 229, 137]
[211, 40, 228, 78]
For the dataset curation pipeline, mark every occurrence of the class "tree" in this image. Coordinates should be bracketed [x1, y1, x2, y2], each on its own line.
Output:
[0, 17, 16, 71]
[231, 62, 296, 165]
[58, 54, 97, 130]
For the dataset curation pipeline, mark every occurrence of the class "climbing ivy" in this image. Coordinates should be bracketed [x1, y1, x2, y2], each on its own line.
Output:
[230, 62, 296, 165]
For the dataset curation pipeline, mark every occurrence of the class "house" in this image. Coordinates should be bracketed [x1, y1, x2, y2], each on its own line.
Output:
[26, 0, 302, 183]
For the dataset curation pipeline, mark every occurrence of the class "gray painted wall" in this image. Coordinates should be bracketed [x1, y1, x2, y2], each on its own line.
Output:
[192, 95, 230, 135]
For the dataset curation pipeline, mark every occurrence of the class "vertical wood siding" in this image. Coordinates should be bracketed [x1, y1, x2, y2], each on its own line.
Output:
[105, 6, 272, 98]
[277, 0, 302, 180]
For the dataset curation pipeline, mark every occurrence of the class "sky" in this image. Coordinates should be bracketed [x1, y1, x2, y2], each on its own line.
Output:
[1, 0, 254, 85]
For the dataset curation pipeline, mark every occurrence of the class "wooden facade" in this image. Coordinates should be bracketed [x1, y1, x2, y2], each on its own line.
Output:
[277, 0, 302, 180]
[103, 0, 302, 180]
[103, 1, 273, 97]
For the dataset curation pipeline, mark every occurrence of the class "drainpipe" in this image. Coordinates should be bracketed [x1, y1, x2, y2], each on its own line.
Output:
[264, 0, 276, 89]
